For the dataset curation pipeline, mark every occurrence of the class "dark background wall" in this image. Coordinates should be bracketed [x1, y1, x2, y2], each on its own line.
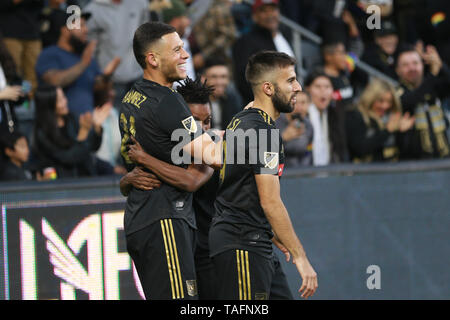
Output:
[1, 164, 450, 299]
[279, 169, 450, 299]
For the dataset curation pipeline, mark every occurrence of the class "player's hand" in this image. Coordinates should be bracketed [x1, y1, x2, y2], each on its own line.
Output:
[127, 166, 161, 191]
[294, 256, 318, 299]
[127, 135, 147, 165]
[272, 236, 291, 262]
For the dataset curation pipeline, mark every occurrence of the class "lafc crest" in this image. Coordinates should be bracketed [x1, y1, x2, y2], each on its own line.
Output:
[182, 116, 198, 134]
[186, 279, 198, 297]
[263, 152, 279, 169]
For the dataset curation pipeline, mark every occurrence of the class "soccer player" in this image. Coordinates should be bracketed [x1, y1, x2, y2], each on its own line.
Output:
[120, 77, 220, 299]
[119, 22, 220, 300]
[209, 51, 318, 300]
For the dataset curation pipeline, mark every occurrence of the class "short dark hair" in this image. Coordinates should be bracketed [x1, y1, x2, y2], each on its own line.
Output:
[133, 22, 176, 69]
[321, 40, 345, 57]
[245, 50, 296, 87]
[0, 130, 26, 156]
[177, 77, 214, 105]
[202, 55, 228, 74]
[395, 44, 420, 67]
[304, 69, 333, 88]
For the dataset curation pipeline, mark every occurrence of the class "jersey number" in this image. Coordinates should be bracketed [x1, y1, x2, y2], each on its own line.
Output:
[120, 113, 136, 164]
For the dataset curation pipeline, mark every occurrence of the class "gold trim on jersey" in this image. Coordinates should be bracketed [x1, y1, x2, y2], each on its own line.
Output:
[160, 219, 185, 299]
[257, 110, 273, 125]
[236, 250, 251, 300]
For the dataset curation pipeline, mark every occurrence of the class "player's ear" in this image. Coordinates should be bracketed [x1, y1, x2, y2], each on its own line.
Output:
[146, 52, 159, 68]
[262, 82, 273, 96]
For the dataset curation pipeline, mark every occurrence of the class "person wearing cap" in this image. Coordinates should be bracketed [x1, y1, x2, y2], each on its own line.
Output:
[361, 20, 400, 80]
[84, 0, 149, 108]
[232, 0, 294, 104]
[35, 10, 121, 117]
[395, 44, 450, 160]
[0, 0, 45, 94]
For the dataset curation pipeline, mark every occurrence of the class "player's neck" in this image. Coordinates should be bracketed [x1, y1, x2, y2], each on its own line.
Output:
[143, 70, 173, 88]
[253, 98, 280, 121]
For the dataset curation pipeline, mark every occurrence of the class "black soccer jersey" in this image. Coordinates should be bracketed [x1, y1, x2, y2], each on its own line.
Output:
[209, 108, 285, 259]
[119, 78, 201, 235]
[193, 170, 219, 267]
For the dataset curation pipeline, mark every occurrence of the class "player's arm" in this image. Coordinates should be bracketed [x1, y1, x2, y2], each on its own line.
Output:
[128, 135, 213, 192]
[255, 174, 318, 299]
[119, 167, 161, 196]
[182, 131, 224, 170]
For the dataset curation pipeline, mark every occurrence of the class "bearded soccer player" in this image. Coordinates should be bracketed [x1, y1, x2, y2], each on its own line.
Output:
[209, 51, 318, 300]
[119, 22, 221, 300]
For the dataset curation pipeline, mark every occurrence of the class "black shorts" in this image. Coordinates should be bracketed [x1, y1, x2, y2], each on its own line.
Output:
[126, 218, 198, 300]
[195, 250, 218, 300]
[211, 249, 293, 300]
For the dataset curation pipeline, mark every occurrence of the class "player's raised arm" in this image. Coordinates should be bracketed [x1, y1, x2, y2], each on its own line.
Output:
[255, 174, 318, 299]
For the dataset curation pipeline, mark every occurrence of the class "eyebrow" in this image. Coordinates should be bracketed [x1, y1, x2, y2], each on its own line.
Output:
[173, 41, 184, 51]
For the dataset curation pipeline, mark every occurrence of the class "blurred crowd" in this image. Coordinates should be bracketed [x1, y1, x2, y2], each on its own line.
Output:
[0, 0, 449, 182]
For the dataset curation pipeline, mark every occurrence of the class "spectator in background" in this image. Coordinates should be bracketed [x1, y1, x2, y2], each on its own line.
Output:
[346, 79, 414, 163]
[305, 70, 347, 166]
[351, 0, 395, 44]
[0, 0, 44, 94]
[232, 0, 294, 104]
[321, 40, 362, 162]
[161, 0, 196, 82]
[395, 45, 450, 159]
[0, 34, 27, 135]
[36, 11, 120, 118]
[32, 84, 112, 179]
[93, 75, 127, 175]
[275, 91, 314, 167]
[0, 130, 32, 181]
[200, 56, 242, 129]
[40, 0, 72, 48]
[322, 41, 355, 110]
[84, 0, 148, 107]
[188, 0, 237, 72]
[414, 0, 450, 66]
[309, 0, 364, 58]
[361, 20, 400, 80]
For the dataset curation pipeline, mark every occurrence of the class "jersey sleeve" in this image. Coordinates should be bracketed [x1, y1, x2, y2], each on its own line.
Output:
[251, 124, 283, 176]
[155, 91, 203, 141]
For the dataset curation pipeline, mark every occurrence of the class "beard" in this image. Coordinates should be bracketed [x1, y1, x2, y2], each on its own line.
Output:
[69, 35, 87, 56]
[161, 61, 186, 83]
[272, 85, 294, 113]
